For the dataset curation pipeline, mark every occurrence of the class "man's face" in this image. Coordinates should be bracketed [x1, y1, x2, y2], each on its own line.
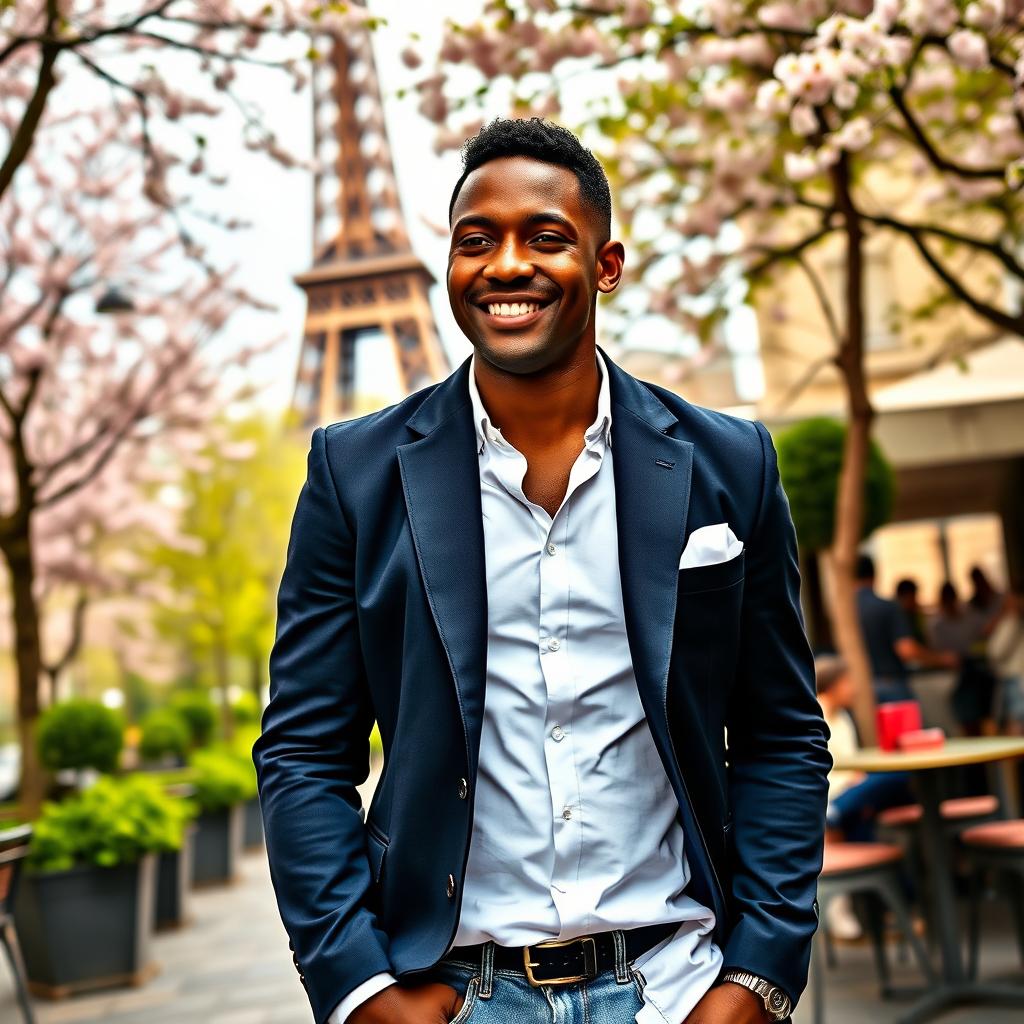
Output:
[447, 155, 622, 374]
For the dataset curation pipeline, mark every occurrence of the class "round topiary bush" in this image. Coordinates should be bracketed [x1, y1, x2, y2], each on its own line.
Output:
[139, 709, 191, 764]
[36, 698, 124, 775]
[169, 691, 217, 749]
[775, 417, 895, 552]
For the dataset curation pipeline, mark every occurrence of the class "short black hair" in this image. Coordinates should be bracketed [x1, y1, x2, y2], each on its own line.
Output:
[855, 553, 875, 581]
[895, 578, 918, 598]
[448, 117, 612, 247]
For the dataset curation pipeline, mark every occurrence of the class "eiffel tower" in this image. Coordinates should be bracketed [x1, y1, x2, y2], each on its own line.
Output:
[292, 9, 449, 426]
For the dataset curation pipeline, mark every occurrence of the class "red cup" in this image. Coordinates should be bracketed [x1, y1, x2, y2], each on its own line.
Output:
[876, 700, 922, 752]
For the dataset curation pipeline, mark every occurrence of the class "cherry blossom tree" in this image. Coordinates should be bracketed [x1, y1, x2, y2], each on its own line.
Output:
[414, 0, 1024, 740]
[0, 1, 393, 205]
[0, 110, 275, 814]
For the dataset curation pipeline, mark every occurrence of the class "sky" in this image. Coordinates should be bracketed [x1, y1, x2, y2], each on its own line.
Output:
[164, 1, 763, 414]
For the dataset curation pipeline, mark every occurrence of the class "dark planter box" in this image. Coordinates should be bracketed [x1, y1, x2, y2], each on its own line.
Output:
[243, 795, 263, 849]
[154, 824, 196, 930]
[14, 852, 158, 998]
[191, 802, 244, 886]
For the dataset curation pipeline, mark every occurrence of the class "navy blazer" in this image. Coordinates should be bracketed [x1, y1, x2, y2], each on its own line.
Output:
[253, 347, 831, 1024]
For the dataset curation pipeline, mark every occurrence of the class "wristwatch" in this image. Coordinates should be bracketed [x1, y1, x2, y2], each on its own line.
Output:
[719, 970, 792, 1021]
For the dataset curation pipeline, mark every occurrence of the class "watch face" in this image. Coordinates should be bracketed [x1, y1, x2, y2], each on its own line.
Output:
[767, 988, 790, 1016]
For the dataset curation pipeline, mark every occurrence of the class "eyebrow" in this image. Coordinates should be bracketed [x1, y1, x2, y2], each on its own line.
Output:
[451, 211, 577, 235]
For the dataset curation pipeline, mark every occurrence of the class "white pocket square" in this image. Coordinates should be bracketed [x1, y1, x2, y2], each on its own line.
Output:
[678, 522, 744, 569]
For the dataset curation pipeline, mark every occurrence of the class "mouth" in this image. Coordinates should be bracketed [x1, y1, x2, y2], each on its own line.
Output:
[471, 297, 556, 330]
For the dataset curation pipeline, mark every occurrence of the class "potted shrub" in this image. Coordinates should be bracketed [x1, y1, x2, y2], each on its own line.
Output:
[169, 691, 217, 750]
[227, 725, 264, 850]
[13, 775, 190, 996]
[138, 708, 191, 769]
[36, 698, 123, 796]
[188, 749, 254, 885]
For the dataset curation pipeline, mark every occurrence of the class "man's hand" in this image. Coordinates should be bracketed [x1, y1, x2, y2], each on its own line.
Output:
[683, 982, 772, 1024]
[348, 981, 463, 1024]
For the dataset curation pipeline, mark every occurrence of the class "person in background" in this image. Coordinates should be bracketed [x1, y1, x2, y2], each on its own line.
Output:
[895, 578, 928, 647]
[855, 554, 958, 705]
[989, 584, 1024, 735]
[968, 565, 1005, 624]
[932, 581, 997, 736]
[816, 656, 913, 940]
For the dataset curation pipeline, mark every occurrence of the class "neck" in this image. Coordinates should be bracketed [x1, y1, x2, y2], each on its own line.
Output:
[472, 340, 600, 450]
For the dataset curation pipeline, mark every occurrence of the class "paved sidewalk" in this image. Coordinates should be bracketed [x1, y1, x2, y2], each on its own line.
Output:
[1, 850, 310, 1024]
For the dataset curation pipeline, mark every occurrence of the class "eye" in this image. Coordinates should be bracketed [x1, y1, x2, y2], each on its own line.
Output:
[535, 233, 564, 243]
[458, 235, 489, 247]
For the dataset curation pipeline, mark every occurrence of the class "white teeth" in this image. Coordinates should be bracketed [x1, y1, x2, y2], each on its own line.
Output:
[486, 302, 540, 317]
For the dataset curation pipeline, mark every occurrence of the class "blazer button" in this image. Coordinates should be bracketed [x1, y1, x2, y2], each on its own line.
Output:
[457, 778, 468, 800]
[446, 873, 457, 899]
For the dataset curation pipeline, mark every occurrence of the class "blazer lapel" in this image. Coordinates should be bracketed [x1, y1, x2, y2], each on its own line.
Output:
[602, 349, 694, 726]
[397, 358, 488, 777]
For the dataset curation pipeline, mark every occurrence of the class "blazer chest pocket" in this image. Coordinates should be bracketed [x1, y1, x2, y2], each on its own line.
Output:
[676, 548, 745, 595]
[674, 550, 745, 703]
[365, 819, 389, 884]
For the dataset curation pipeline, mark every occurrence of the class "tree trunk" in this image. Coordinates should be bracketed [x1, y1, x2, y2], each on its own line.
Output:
[250, 650, 264, 712]
[3, 534, 46, 818]
[830, 153, 879, 746]
[799, 548, 834, 651]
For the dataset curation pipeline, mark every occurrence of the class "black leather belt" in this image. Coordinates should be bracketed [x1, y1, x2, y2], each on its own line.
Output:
[444, 921, 676, 987]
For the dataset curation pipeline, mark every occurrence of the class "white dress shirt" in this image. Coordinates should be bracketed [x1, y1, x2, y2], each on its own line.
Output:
[331, 349, 722, 1024]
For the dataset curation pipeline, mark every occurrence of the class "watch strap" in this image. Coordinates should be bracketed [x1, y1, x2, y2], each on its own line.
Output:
[720, 969, 792, 1020]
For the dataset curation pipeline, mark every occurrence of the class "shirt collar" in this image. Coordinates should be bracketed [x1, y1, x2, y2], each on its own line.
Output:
[467, 349, 613, 455]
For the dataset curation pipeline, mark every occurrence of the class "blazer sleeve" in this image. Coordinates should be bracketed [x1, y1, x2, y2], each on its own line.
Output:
[720, 419, 832, 1007]
[252, 425, 393, 1024]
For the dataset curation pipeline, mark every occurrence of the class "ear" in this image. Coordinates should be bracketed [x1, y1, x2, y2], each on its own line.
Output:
[595, 239, 625, 295]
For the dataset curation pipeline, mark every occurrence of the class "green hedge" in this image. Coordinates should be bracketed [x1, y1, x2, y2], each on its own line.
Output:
[26, 775, 193, 873]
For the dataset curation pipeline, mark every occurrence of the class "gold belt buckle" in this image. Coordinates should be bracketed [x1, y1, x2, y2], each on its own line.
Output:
[522, 935, 598, 987]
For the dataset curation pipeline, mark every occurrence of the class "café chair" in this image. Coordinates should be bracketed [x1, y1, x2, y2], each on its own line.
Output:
[877, 795, 1000, 833]
[811, 841, 934, 1024]
[960, 818, 1024, 980]
[0, 825, 35, 1024]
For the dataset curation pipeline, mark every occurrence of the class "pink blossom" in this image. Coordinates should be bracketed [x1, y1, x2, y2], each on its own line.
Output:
[833, 79, 859, 109]
[784, 150, 820, 182]
[789, 102, 818, 136]
[965, 0, 1005, 31]
[834, 117, 873, 151]
[400, 46, 422, 70]
[947, 30, 989, 70]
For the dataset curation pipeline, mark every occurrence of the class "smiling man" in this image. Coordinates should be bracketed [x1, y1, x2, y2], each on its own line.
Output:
[254, 117, 830, 1024]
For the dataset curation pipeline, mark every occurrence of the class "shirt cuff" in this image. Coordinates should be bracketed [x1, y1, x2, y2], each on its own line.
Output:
[327, 972, 397, 1024]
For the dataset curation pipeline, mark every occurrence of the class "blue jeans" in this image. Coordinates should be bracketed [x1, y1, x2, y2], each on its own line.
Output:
[423, 936, 646, 1024]
[827, 771, 913, 842]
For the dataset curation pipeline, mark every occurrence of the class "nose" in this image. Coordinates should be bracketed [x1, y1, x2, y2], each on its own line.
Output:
[483, 235, 534, 281]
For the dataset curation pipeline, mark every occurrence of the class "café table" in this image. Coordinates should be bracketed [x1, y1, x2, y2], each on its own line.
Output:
[832, 735, 1024, 1024]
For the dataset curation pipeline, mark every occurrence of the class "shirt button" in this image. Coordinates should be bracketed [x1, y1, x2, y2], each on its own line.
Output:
[457, 778, 468, 800]
[546, 542, 557, 555]
[446, 873, 457, 899]
[551, 725, 565, 742]
[561, 807, 572, 820]
[548, 637, 560, 651]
